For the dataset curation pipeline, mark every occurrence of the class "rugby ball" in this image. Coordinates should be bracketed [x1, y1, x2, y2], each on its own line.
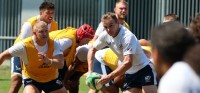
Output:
[86, 72, 103, 90]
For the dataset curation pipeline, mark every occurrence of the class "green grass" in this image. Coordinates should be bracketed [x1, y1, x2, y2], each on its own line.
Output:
[0, 66, 90, 93]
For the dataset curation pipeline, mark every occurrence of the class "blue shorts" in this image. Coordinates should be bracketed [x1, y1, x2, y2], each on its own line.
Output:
[93, 58, 114, 87]
[11, 57, 22, 74]
[122, 63, 157, 90]
[23, 77, 63, 92]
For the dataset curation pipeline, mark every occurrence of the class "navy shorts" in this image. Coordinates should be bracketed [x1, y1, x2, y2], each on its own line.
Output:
[93, 58, 114, 87]
[122, 63, 157, 90]
[23, 77, 63, 93]
[58, 61, 86, 81]
[11, 57, 22, 74]
[58, 61, 67, 80]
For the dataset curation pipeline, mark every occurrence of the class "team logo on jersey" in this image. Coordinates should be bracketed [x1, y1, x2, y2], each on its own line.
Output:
[118, 44, 123, 50]
[127, 48, 132, 51]
[145, 75, 151, 82]
[38, 63, 50, 68]
[106, 41, 111, 45]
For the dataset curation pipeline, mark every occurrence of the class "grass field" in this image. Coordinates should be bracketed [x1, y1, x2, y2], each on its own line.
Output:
[0, 61, 90, 93]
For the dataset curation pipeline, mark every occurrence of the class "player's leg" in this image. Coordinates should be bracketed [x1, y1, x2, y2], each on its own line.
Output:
[9, 57, 22, 93]
[122, 63, 157, 93]
[122, 73, 142, 93]
[23, 85, 40, 93]
[23, 78, 41, 93]
[141, 63, 157, 93]
[42, 77, 67, 93]
[68, 71, 85, 93]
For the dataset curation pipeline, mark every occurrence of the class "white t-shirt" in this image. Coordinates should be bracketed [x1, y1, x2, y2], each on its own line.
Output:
[57, 38, 72, 52]
[8, 36, 63, 65]
[76, 43, 92, 62]
[158, 62, 200, 93]
[93, 25, 150, 74]
[20, 15, 52, 39]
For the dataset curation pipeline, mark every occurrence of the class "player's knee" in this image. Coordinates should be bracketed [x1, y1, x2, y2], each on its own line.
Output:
[11, 73, 22, 83]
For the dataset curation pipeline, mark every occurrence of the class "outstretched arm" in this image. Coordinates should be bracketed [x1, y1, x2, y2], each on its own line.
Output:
[0, 49, 12, 65]
[87, 46, 97, 74]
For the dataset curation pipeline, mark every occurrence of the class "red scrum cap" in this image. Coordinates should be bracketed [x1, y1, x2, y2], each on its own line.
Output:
[77, 24, 95, 41]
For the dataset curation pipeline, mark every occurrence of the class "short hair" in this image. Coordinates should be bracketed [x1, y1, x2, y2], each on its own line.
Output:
[151, 21, 195, 64]
[33, 21, 48, 32]
[189, 13, 200, 43]
[39, 1, 55, 11]
[101, 12, 118, 23]
[115, 0, 128, 7]
[163, 13, 179, 22]
[184, 44, 200, 77]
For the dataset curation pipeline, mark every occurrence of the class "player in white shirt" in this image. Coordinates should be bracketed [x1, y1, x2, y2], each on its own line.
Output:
[87, 12, 157, 93]
[151, 21, 198, 93]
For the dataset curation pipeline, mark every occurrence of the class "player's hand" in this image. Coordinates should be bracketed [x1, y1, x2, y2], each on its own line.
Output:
[38, 52, 51, 64]
[86, 72, 92, 79]
[97, 75, 111, 85]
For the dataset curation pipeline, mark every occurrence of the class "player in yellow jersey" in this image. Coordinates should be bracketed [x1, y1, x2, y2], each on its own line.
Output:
[0, 21, 67, 93]
[10, 1, 58, 93]
[48, 24, 95, 93]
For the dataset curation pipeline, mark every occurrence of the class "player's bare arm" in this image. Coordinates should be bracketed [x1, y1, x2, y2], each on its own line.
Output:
[87, 46, 97, 73]
[0, 49, 12, 65]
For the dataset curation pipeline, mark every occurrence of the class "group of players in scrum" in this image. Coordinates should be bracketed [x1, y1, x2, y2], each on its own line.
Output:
[0, 1, 158, 93]
[1, 0, 200, 93]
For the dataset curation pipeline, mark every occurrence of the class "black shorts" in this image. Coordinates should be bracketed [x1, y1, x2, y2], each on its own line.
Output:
[58, 61, 67, 80]
[23, 77, 63, 93]
[93, 58, 114, 87]
[122, 63, 157, 90]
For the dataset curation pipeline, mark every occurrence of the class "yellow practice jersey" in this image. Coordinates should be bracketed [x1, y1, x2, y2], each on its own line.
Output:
[14, 16, 58, 44]
[49, 27, 77, 67]
[103, 48, 119, 71]
[124, 21, 130, 30]
[22, 37, 58, 82]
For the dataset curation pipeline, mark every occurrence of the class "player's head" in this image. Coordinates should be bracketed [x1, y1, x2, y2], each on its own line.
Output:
[184, 44, 200, 77]
[151, 21, 195, 78]
[114, 0, 128, 20]
[33, 21, 49, 43]
[76, 24, 95, 45]
[163, 13, 179, 23]
[189, 13, 200, 43]
[101, 12, 119, 37]
[39, 1, 55, 24]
